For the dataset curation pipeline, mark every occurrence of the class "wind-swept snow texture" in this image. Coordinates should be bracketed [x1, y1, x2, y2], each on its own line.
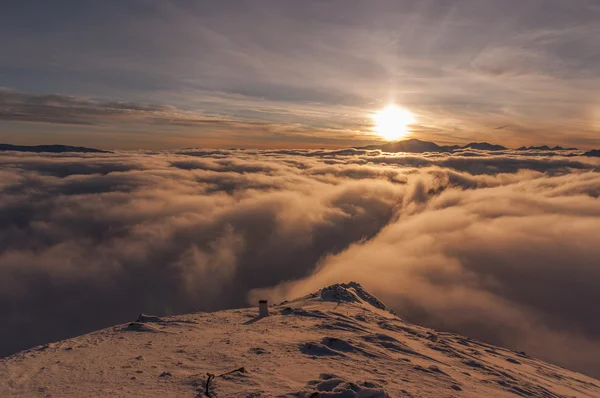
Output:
[2, 283, 599, 397]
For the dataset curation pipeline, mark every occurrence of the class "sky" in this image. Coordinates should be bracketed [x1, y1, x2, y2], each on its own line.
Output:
[1, 0, 599, 149]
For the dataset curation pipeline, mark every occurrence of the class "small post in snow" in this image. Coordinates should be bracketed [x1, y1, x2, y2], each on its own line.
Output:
[259, 300, 269, 317]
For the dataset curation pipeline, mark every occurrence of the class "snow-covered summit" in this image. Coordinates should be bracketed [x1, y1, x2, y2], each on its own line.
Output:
[294, 282, 395, 316]
[318, 282, 393, 313]
[2, 283, 599, 397]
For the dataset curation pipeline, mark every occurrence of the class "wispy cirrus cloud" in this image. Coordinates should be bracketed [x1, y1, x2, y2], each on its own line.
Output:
[0, 87, 251, 127]
[0, 88, 378, 148]
[1, 1, 599, 148]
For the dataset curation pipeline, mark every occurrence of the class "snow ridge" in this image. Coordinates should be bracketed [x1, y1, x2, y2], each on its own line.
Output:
[317, 282, 395, 315]
[2, 283, 600, 397]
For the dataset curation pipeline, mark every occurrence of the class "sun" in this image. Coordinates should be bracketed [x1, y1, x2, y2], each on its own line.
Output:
[373, 105, 416, 141]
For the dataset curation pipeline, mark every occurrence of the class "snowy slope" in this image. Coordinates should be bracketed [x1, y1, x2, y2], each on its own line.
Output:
[1, 283, 599, 397]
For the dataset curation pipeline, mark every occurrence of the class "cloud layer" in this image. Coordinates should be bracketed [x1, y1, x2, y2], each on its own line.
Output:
[0, 148, 599, 377]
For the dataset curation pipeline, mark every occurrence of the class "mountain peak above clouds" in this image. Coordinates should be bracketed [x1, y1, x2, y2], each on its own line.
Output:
[0, 144, 110, 153]
[2, 282, 599, 397]
[358, 139, 518, 153]
[310, 282, 396, 315]
[583, 149, 600, 157]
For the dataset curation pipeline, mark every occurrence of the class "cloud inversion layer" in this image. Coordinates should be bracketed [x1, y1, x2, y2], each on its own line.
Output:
[0, 149, 599, 377]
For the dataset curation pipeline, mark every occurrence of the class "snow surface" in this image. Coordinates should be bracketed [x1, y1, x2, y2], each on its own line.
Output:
[1, 283, 599, 397]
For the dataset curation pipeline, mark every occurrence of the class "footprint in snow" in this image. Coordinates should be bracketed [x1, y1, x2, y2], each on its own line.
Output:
[249, 347, 270, 355]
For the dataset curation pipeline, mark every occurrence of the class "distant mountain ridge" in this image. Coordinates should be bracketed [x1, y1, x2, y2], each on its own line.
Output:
[584, 149, 600, 157]
[358, 139, 588, 154]
[0, 141, 596, 156]
[517, 145, 577, 151]
[360, 139, 451, 153]
[0, 144, 110, 153]
[359, 139, 507, 153]
[460, 142, 507, 151]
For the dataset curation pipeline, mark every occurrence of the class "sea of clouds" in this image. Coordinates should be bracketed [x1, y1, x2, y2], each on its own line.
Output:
[1, 148, 599, 376]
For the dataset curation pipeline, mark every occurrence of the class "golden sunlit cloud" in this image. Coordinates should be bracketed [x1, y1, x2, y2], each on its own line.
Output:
[373, 105, 416, 141]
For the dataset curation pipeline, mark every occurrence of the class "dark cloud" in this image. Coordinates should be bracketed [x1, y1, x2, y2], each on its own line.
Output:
[0, 88, 264, 128]
[0, 88, 375, 148]
[0, 88, 166, 125]
[0, 149, 599, 379]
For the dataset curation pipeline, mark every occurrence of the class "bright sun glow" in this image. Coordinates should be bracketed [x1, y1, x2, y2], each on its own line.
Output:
[373, 105, 416, 141]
